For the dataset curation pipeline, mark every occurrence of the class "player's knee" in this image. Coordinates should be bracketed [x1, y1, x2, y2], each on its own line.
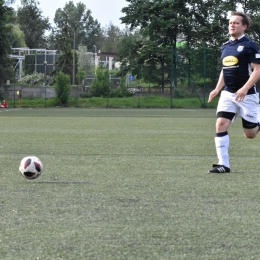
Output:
[216, 118, 230, 132]
[244, 133, 256, 139]
[243, 130, 257, 139]
[242, 119, 259, 138]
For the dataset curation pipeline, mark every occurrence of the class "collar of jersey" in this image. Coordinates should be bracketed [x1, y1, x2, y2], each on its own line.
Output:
[229, 34, 245, 42]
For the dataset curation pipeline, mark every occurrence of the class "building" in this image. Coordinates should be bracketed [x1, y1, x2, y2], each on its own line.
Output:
[10, 48, 60, 79]
[9, 48, 119, 81]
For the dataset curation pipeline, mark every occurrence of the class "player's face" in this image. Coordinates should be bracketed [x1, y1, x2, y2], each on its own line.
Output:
[229, 15, 247, 39]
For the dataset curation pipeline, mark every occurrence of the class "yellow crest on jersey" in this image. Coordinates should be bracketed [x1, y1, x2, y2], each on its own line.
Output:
[222, 56, 238, 66]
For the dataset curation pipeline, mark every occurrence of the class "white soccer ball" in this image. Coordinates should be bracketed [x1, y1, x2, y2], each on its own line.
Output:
[19, 156, 43, 180]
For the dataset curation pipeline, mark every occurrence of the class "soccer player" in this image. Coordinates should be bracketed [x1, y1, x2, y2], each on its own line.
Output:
[208, 11, 260, 173]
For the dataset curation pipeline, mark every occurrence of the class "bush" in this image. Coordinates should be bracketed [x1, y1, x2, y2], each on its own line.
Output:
[108, 75, 134, 98]
[173, 87, 193, 98]
[80, 92, 92, 98]
[90, 67, 110, 97]
[109, 87, 134, 98]
[76, 67, 86, 86]
[54, 72, 71, 105]
[18, 72, 54, 86]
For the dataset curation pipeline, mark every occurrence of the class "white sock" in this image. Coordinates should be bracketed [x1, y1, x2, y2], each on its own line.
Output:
[215, 133, 230, 168]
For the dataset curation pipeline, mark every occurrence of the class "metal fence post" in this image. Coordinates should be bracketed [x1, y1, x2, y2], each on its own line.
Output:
[170, 41, 175, 109]
[43, 61, 47, 108]
[76, 86, 79, 107]
[203, 43, 207, 107]
[13, 69, 16, 108]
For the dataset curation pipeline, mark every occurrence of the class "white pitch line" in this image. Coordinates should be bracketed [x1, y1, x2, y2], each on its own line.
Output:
[0, 108, 22, 113]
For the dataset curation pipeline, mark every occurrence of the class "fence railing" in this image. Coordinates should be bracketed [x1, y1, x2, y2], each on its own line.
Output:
[2, 84, 212, 109]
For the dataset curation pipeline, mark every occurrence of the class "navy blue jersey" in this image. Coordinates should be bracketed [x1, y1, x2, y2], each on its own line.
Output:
[221, 36, 260, 94]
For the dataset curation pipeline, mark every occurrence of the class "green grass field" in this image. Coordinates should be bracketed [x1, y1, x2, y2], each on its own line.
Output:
[1, 108, 260, 259]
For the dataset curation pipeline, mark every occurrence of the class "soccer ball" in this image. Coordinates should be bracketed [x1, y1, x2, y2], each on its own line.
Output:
[19, 156, 43, 180]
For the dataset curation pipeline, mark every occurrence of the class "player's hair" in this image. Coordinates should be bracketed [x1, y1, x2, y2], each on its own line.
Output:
[230, 11, 251, 29]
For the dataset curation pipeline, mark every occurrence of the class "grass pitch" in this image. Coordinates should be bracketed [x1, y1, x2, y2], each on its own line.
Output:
[1, 108, 260, 259]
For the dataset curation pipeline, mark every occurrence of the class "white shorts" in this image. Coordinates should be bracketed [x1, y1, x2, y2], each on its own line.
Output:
[217, 90, 259, 123]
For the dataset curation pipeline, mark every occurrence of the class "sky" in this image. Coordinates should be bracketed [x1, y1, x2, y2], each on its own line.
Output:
[11, 0, 129, 29]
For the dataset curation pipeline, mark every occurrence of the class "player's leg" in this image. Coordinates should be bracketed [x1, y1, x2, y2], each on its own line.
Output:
[208, 91, 237, 173]
[208, 113, 233, 173]
[242, 119, 259, 138]
[240, 93, 260, 139]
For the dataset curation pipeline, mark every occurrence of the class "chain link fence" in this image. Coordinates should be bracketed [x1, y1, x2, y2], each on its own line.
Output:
[2, 45, 226, 108]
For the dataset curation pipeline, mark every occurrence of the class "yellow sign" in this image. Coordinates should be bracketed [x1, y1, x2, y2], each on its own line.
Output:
[222, 56, 238, 66]
[17, 90, 20, 95]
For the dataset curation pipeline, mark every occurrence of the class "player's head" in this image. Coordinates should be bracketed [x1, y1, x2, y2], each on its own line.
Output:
[229, 11, 251, 38]
[230, 11, 251, 30]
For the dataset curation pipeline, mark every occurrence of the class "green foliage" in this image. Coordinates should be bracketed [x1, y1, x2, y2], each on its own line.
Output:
[53, 46, 76, 82]
[6, 95, 217, 108]
[193, 75, 212, 90]
[17, 0, 50, 48]
[53, 1, 101, 51]
[77, 45, 94, 76]
[79, 92, 92, 98]
[109, 75, 134, 98]
[0, 1, 13, 85]
[90, 66, 110, 97]
[119, 0, 192, 87]
[76, 67, 86, 85]
[109, 87, 134, 98]
[118, 0, 260, 95]
[18, 72, 54, 86]
[24, 54, 35, 75]
[100, 23, 124, 53]
[9, 24, 26, 48]
[54, 71, 71, 105]
[173, 87, 193, 99]
[109, 68, 120, 76]
[0, 86, 4, 100]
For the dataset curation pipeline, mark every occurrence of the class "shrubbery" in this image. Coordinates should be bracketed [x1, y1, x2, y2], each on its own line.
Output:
[109, 76, 134, 98]
[90, 67, 110, 97]
[109, 87, 134, 98]
[18, 72, 54, 86]
[54, 71, 71, 105]
[81, 71, 134, 98]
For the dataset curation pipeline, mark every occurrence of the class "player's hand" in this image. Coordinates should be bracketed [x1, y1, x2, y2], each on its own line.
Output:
[235, 88, 248, 102]
[208, 89, 219, 103]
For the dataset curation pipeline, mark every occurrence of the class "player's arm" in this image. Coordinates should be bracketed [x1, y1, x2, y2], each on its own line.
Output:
[235, 63, 260, 102]
[208, 69, 224, 103]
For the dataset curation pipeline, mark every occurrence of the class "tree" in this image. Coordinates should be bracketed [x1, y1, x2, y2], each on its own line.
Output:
[17, 0, 50, 48]
[120, 0, 192, 89]
[77, 45, 94, 76]
[118, 0, 260, 91]
[3, 1, 26, 48]
[54, 1, 101, 50]
[96, 23, 124, 53]
[53, 1, 102, 84]
[79, 12, 102, 51]
[9, 24, 26, 48]
[0, 0, 14, 85]
[235, 0, 260, 42]
[52, 37, 75, 83]
[46, 30, 58, 50]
